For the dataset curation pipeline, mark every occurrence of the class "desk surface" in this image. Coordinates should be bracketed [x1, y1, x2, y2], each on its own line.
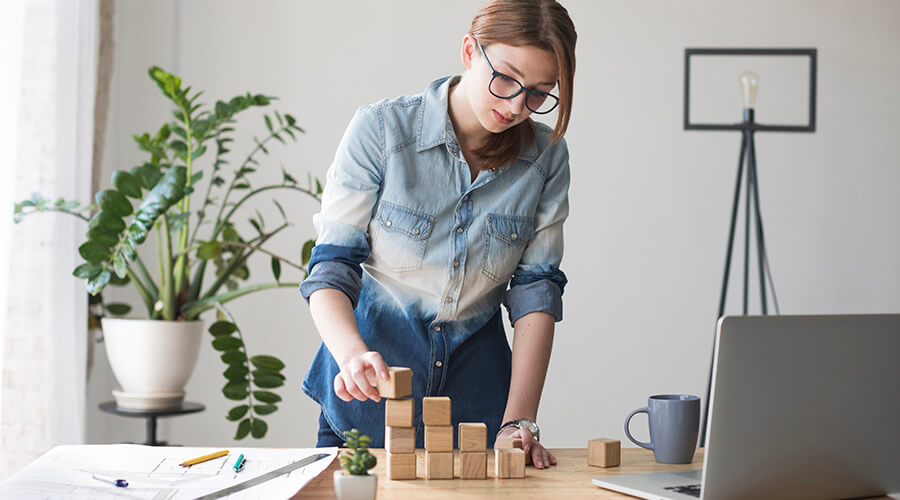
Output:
[293, 448, 703, 499]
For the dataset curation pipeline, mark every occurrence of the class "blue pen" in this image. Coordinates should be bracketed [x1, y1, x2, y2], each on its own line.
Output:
[232, 453, 246, 473]
[92, 473, 128, 487]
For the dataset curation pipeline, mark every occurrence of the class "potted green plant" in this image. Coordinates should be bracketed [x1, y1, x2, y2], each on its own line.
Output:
[13, 66, 320, 440]
[334, 429, 378, 500]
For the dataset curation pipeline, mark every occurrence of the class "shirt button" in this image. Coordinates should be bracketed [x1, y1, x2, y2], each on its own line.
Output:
[434, 325, 441, 332]
[412, 227, 420, 235]
[452, 260, 459, 267]
[385, 220, 392, 227]
[462, 195, 469, 201]
[456, 227, 463, 233]
[435, 361, 443, 368]
[511, 233, 518, 240]
[445, 297, 452, 303]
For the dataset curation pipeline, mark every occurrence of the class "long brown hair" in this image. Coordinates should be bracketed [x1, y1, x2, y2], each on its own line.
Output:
[468, 0, 577, 170]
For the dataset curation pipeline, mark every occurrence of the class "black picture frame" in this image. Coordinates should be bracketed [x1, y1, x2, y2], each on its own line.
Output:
[683, 48, 817, 132]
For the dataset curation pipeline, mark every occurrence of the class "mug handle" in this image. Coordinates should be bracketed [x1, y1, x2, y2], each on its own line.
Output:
[624, 407, 654, 450]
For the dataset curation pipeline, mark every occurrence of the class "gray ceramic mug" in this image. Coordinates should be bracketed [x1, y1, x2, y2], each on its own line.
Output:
[624, 394, 700, 464]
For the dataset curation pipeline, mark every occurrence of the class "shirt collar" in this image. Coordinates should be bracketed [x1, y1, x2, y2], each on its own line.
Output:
[415, 75, 540, 162]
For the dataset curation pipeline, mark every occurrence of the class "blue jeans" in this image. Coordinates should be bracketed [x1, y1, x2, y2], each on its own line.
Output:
[317, 410, 344, 447]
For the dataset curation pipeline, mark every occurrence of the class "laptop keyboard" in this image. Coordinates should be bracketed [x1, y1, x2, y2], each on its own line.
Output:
[664, 484, 702, 497]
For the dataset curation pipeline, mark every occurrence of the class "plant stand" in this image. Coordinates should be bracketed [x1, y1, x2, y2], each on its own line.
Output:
[98, 401, 205, 446]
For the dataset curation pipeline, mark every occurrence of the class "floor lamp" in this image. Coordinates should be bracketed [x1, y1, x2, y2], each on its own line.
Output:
[683, 48, 818, 447]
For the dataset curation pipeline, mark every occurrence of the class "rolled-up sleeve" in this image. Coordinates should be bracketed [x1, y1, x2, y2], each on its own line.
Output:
[299, 105, 384, 308]
[504, 138, 570, 325]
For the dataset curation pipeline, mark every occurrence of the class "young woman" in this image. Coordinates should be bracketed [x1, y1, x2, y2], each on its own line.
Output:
[300, 0, 576, 469]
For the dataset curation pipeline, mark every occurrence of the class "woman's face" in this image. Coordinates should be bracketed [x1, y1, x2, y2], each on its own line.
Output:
[463, 36, 559, 134]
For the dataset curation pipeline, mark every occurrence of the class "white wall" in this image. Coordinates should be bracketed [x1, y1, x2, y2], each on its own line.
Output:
[88, 0, 900, 449]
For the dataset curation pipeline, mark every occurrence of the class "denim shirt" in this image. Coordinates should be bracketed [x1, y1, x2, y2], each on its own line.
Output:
[299, 75, 569, 448]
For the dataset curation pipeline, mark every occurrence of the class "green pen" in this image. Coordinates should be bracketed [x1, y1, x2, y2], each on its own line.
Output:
[232, 454, 245, 473]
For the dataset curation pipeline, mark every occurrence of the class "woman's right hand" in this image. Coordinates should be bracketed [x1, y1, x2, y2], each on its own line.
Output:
[333, 350, 390, 403]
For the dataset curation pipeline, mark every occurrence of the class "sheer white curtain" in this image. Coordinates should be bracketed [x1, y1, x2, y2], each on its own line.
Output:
[0, 0, 98, 477]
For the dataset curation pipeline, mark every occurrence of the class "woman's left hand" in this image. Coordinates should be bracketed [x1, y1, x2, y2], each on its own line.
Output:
[495, 425, 557, 469]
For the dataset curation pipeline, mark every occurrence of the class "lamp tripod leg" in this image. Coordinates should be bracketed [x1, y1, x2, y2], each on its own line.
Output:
[748, 132, 769, 314]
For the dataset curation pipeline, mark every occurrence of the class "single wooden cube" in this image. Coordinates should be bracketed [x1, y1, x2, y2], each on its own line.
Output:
[385, 398, 414, 427]
[377, 367, 412, 399]
[422, 396, 451, 426]
[588, 438, 621, 468]
[425, 451, 454, 479]
[424, 425, 453, 452]
[385, 425, 415, 453]
[494, 438, 523, 450]
[460, 451, 487, 479]
[495, 448, 526, 478]
[458, 422, 487, 452]
[386, 451, 416, 480]
[495, 437, 531, 465]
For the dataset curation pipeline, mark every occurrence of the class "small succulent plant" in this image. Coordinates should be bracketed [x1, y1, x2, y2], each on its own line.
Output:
[340, 428, 377, 475]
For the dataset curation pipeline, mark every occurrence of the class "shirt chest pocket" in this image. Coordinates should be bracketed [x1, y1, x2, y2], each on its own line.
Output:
[482, 214, 534, 283]
[370, 200, 435, 273]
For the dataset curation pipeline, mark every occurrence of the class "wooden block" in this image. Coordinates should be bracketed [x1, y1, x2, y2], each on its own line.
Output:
[494, 448, 525, 478]
[422, 396, 451, 425]
[495, 437, 531, 465]
[386, 451, 416, 480]
[424, 425, 453, 452]
[494, 438, 523, 450]
[385, 426, 415, 453]
[458, 422, 487, 452]
[377, 367, 412, 399]
[588, 438, 620, 468]
[425, 451, 454, 479]
[385, 398, 414, 427]
[460, 451, 487, 479]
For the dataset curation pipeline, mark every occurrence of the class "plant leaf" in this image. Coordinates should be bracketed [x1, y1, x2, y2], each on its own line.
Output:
[212, 336, 242, 351]
[112, 250, 128, 278]
[270, 257, 281, 282]
[208, 321, 237, 336]
[96, 190, 133, 217]
[253, 404, 277, 415]
[223, 383, 250, 401]
[252, 374, 284, 389]
[86, 269, 112, 295]
[301, 239, 315, 266]
[250, 355, 285, 372]
[73, 262, 104, 279]
[126, 166, 188, 246]
[253, 390, 282, 404]
[106, 303, 132, 315]
[221, 349, 246, 364]
[197, 241, 222, 260]
[224, 364, 250, 383]
[227, 405, 249, 422]
[250, 418, 268, 438]
[112, 171, 143, 198]
[234, 418, 251, 439]
[79, 241, 111, 264]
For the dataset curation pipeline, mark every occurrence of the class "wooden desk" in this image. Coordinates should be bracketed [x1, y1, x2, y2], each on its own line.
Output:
[293, 448, 704, 499]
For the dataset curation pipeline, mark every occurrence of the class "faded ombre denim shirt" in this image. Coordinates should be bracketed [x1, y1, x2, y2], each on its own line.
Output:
[299, 76, 569, 447]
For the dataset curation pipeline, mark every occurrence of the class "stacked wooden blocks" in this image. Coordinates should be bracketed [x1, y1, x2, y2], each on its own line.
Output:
[458, 422, 487, 479]
[380, 367, 416, 480]
[423, 396, 454, 479]
[494, 438, 526, 478]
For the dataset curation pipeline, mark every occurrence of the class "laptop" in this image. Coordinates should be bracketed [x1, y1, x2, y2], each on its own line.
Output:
[593, 314, 900, 500]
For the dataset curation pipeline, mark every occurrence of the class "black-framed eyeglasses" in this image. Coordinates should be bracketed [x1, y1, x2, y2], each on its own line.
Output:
[477, 40, 559, 115]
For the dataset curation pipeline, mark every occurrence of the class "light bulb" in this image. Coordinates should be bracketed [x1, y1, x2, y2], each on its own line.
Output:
[739, 71, 759, 109]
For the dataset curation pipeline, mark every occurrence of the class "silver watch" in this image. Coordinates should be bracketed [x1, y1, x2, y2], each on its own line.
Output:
[497, 417, 540, 442]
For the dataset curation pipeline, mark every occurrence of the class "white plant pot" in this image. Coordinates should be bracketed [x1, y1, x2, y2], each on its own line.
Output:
[101, 317, 204, 410]
[333, 470, 377, 500]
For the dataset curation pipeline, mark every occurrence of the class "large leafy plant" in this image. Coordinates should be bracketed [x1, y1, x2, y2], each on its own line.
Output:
[13, 66, 321, 439]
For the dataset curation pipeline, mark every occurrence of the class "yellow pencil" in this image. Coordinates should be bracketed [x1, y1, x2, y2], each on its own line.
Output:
[180, 449, 229, 467]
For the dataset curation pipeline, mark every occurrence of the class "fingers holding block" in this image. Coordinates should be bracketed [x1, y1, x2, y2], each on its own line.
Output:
[458, 422, 487, 452]
[386, 452, 417, 480]
[377, 367, 412, 399]
[588, 438, 621, 468]
[495, 437, 531, 465]
[425, 451, 454, 480]
[460, 451, 487, 479]
[385, 426, 415, 453]
[495, 448, 526, 478]
[424, 425, 453, 452]
[385, 398, 414, 427]
[422, 396, 451, 426]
